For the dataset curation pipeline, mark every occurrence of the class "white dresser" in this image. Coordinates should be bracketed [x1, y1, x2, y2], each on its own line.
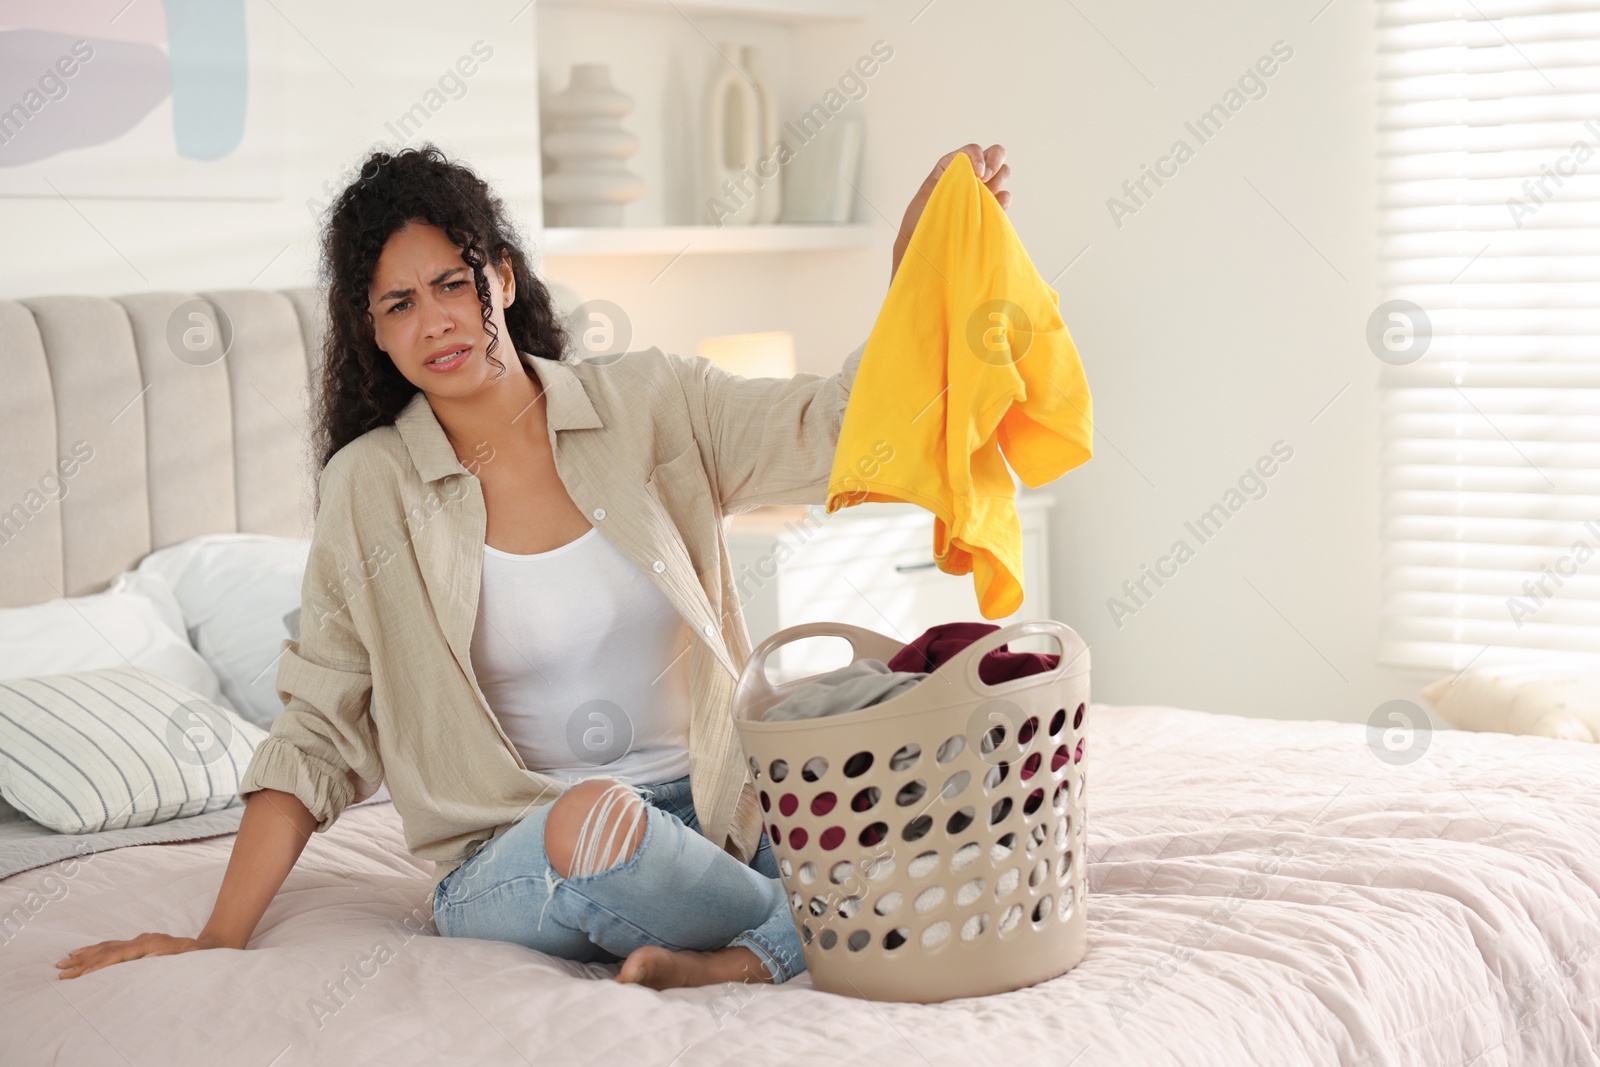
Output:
[727, 493, 1055, 681]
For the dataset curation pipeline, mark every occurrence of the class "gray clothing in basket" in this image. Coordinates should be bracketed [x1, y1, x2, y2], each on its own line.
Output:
[762, 659, 928, 722]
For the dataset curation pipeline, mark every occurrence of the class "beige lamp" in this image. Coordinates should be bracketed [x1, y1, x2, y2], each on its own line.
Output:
[697, 330, 797, 379]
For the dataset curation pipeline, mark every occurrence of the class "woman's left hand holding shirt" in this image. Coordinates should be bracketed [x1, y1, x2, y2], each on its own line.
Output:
[891, 143, 1012, 282]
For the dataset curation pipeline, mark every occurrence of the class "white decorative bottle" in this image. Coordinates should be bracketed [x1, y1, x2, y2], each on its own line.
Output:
[542, 63, 646, 227]
[741, 45, 782, 224]
[703, 42, 761, 226]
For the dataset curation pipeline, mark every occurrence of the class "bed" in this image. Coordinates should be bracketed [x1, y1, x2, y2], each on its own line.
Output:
[2, 290, 1599, 1066]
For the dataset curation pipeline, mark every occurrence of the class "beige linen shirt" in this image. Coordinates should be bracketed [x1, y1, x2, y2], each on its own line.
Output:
[238, 339, 865, 896]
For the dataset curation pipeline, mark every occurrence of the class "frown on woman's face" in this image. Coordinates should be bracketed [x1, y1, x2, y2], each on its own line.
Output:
[367, 219, 516, 398]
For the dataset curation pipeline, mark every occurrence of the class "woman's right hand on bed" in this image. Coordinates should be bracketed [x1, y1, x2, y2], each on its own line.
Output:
[54, 931, 230, 979]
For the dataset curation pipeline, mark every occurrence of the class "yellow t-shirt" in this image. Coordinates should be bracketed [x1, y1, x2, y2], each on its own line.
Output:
[825, 151, 1093, 618]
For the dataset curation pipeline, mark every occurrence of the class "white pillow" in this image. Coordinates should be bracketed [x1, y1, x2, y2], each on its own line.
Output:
[1422, 661, 1600, 743]
[0, 666, 267, 833]
[136, 533, 312, 728]
[0, 570, 235, 714]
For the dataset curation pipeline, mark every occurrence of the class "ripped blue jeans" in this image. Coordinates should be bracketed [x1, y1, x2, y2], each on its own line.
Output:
[431, 774, 805, 984]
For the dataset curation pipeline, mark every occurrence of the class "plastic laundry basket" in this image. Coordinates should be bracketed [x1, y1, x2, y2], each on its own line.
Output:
[732, 619, 1090, 1003]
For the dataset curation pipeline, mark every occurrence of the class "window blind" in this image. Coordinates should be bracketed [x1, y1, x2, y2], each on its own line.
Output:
[1379, 0, 1600, 671]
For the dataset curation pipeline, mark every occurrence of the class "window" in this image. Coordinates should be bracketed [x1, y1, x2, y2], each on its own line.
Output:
[1378, 0, 1600, 671]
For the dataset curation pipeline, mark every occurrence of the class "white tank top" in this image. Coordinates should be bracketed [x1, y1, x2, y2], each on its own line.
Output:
[468, 526, 693, 784]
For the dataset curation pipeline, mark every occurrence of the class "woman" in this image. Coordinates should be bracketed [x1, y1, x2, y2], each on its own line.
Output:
[55, 140, 1013, 989]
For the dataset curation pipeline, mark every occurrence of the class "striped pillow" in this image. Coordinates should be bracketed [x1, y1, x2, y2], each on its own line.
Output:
[0, 666, 268, 834]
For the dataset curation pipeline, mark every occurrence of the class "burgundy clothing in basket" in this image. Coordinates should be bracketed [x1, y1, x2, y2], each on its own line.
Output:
[886, 622, 1060, 684]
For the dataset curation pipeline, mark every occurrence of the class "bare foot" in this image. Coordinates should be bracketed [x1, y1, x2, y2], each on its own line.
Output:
[614, 945, 772, 989]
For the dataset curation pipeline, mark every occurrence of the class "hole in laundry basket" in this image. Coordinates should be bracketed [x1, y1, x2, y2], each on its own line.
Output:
[811, 791, 837, 817]
[820, 928, 837, 950]
[909, 850, 940, 878]
[956, 877, 985, 906]
[961, 912, 989, 941]
[999, 903, 1024, 933]
[802, 756, 829, 782]
[875, 890, 904, 916]
[866, 856, 896, 882]
[808, 896, 828, 917]
[770, 759, 788, 782]
[830, 861, 854, 884]
[1052, 781, 1069, 812]
[1054, 820, 1068, 850]
[840, 896, 863, 919]
[1057, 849, 1073, 884]
[1023, 788, 1044, 817]
[996, 867, 1020, 897]
[779, 794, 798, 816]
[1059, 885, 1076, 921]
[1075, 739, 1085, 763]
[914, 885, 946, 913]
[770, 824, 783, 845]
[860, 822, 888, 847]
[978, 723, 1006, 757]
[789, 827, 809, 849]
[1029, 859, 1049, 888]
[1075, 703, 1085, 730]
[884, 928, 909, 951]
[896, 780, 927, 806]
[1051, 744, 1070, 773]
[991, 832, 1017, 860]
[946, 807, 975, 835]
[920, 921, 951, 949]
[989, 796, 1013, 826]
[790, 891, 802, 912]
[847, 929, 871, 952]
[1020, 752, 1042, 781]
[780, 858, 792, 878]
[941, 770, 971, 799]
[1049, 708, 1066, 737]
[1027, 823, 1047, 853]
[1018, 716, 1038, 745]
[802, 922, 813, 945]
[983, 762, 1009, 791]
[951, 842, 981, 871]
[750, 756, 762, 779]
[902, 814, 934, 842]
[820, 826, 846, 850]
[760, 791, 771, 812]
[843, 751, 874, 777]
[936, 734, 965, 764]
[852, 786, 881, 813]
[890, 743, 921, 771]
[798, 861, 818, 884]
[1076, 770, 1086, 800]
[1033, 895, 1052, 925]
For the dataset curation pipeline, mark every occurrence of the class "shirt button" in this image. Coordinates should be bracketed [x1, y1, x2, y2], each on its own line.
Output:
[652, 560, 666, 573]
[703, 624, 715, 637]
[593, 508, 606, 521]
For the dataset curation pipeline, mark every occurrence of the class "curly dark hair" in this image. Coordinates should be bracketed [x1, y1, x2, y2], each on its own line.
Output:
[309, 142, 568, 499]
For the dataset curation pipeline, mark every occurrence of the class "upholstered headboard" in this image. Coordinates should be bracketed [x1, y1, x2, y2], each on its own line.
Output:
[0, 288, 327, 610]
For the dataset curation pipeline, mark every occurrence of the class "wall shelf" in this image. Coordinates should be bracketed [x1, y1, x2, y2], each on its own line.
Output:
[537, 0, 868, 23]
[540, 223, 873, 256]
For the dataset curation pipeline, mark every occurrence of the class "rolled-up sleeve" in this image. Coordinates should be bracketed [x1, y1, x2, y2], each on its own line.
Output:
[237, 457, 381, 832]
[667, 337, 867, 513]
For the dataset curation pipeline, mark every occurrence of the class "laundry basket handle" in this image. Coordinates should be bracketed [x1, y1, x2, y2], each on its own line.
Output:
[945, 619, 1089, 695]
[734, 621, 905, 723]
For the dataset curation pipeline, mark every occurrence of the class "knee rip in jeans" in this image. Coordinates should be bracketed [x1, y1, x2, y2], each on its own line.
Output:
[533, 779, 652, 934]
[566, 779, 651, 879]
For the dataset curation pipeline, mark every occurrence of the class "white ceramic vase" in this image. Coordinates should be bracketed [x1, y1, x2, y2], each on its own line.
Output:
[703, 42, 774, 226]
[542, 63, 646, 227]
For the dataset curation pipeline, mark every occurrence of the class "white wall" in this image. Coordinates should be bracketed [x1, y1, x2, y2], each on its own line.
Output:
[0, 0, 1422, 723]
